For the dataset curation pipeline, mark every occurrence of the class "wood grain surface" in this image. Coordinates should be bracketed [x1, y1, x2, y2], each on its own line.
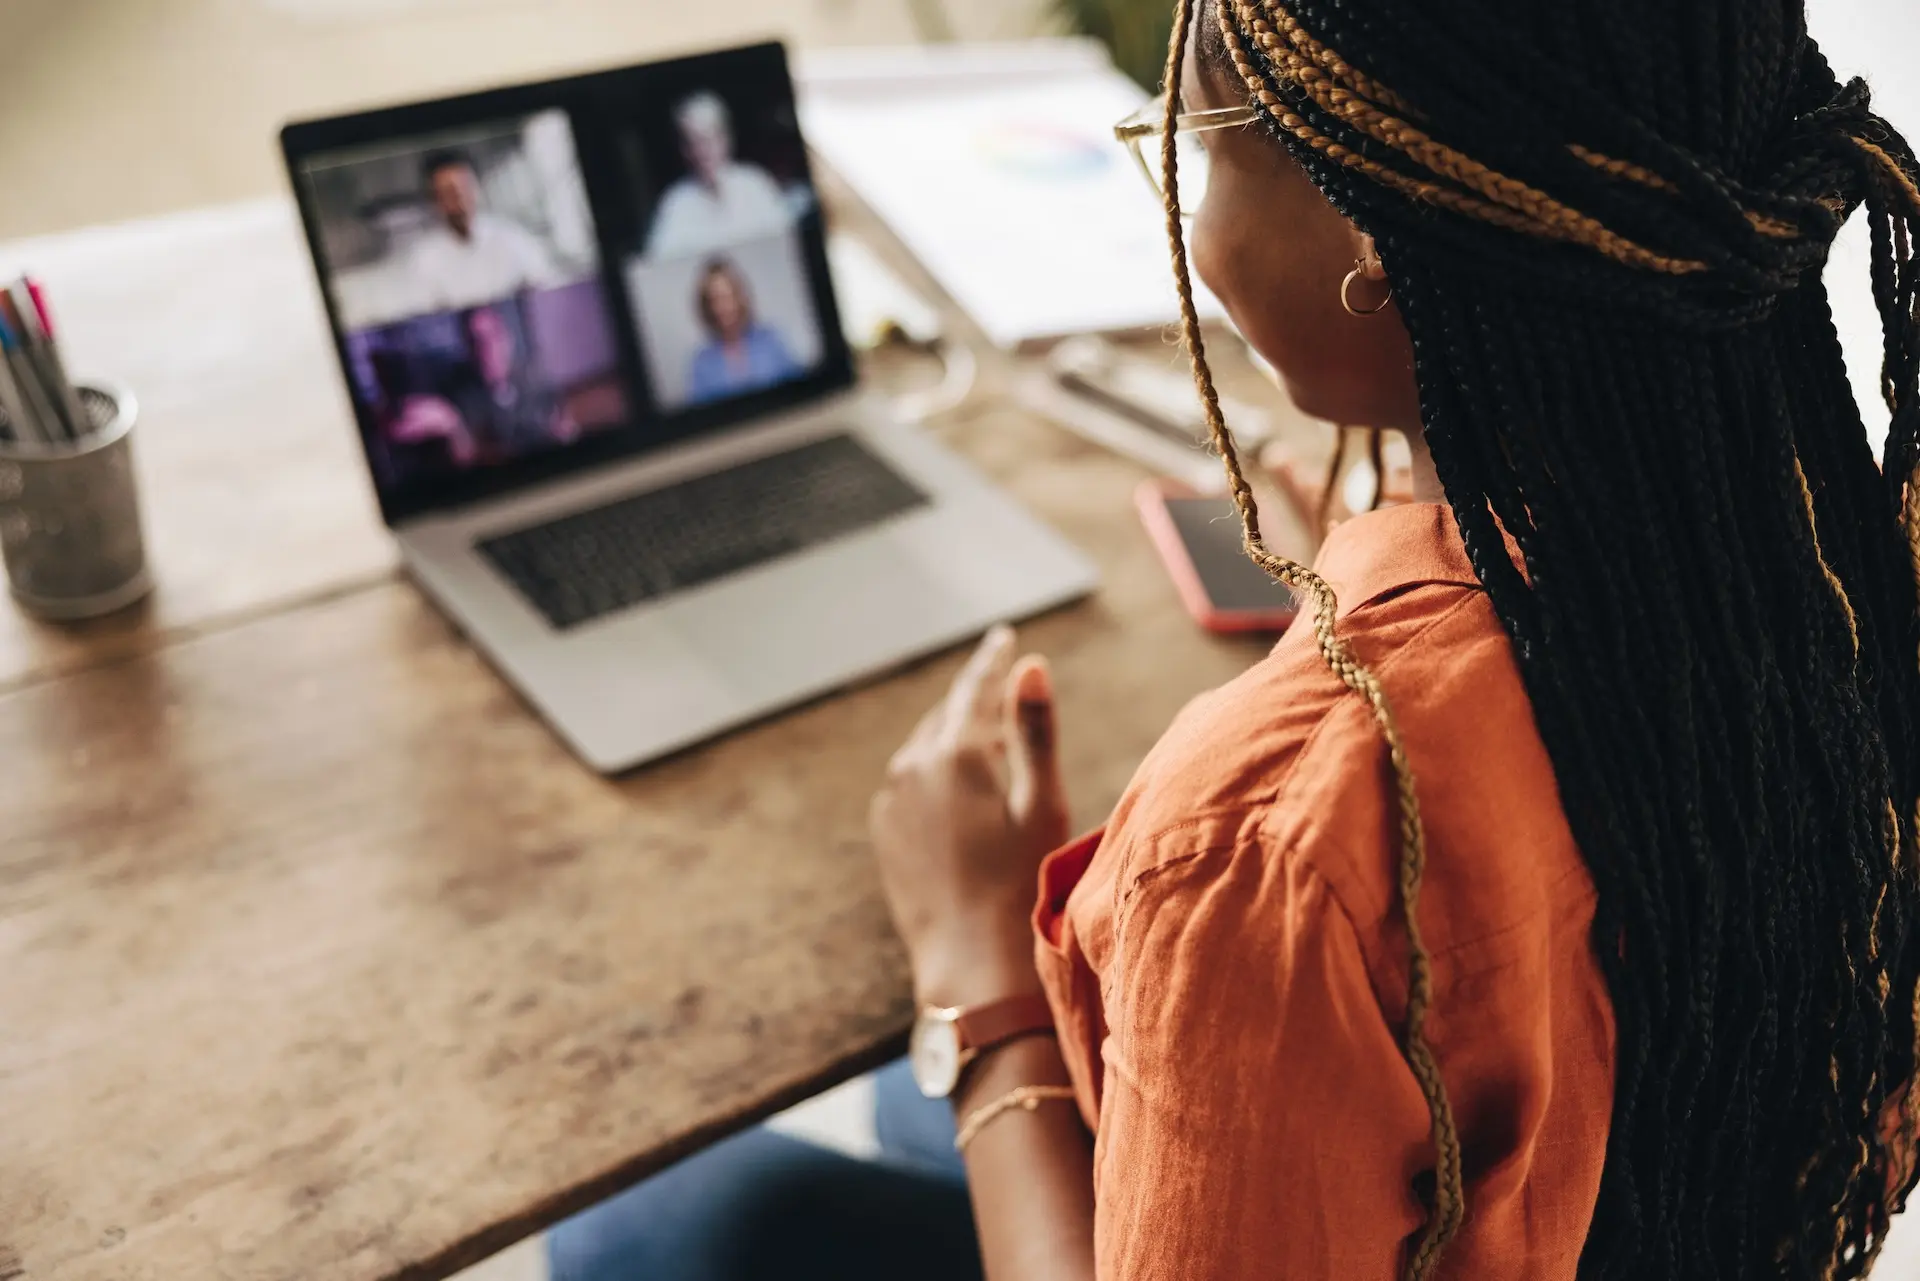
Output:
[0, 377, 1272, 1281]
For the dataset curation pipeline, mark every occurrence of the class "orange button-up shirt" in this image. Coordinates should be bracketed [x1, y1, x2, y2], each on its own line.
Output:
[1035, 502, 1615, 1279]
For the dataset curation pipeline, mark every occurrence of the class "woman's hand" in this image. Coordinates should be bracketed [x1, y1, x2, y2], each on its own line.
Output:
[870, 625, 1072, 1009]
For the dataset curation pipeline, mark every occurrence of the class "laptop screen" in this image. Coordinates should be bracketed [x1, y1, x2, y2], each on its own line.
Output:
[282, 43, 854, 524]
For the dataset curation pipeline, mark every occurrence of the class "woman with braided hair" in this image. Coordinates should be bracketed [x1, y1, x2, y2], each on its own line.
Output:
[549, 1, 1920, 1278]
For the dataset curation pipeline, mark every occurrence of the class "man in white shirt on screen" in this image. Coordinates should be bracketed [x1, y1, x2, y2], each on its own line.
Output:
[645, 92, 794, 259]
[406, 149, 564, 312]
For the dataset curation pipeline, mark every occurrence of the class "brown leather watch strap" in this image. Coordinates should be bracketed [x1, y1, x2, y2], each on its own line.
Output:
[953, 992, 1057, 1056]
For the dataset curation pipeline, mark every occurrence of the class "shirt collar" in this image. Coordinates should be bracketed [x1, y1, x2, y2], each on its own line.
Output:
[1311, 502, 1485, 617]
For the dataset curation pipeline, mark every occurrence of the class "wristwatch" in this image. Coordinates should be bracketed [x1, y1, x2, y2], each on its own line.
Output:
[908, 992, 1058, 1099]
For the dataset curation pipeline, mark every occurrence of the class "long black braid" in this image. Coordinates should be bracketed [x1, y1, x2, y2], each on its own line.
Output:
[1166, 0, 1920, 1276]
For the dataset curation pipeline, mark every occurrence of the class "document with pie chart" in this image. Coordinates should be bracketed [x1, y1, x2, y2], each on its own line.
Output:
[801, 41, 1225, 350]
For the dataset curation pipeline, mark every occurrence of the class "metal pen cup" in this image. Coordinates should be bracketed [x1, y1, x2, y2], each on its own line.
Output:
[0, 382, 151, 621]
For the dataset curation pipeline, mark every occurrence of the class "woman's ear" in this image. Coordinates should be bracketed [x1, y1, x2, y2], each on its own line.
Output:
[1357, 233, 1388, 282]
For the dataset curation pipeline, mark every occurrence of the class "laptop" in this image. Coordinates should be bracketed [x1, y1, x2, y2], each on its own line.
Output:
[281, 42, 1096, 773]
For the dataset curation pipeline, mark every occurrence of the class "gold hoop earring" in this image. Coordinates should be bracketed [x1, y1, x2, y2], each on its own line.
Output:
[1340, 265, 1393, 317]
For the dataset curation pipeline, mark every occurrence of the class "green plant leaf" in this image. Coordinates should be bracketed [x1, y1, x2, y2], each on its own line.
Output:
[1053, 0, 1174, 93]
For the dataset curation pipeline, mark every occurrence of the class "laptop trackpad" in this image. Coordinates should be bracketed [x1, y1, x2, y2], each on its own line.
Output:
[676, 537, 961, 705]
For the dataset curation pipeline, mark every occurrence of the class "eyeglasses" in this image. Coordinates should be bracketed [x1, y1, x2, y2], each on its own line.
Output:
[1113, 99, 1258, 217]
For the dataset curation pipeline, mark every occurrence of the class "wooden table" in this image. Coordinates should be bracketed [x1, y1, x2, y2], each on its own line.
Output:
[0, 200, 1278, 1281]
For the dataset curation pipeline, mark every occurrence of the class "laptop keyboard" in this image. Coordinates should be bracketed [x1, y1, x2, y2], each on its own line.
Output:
[478, 434, 930, 631]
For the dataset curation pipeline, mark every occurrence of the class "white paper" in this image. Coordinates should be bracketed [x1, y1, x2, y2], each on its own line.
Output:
[801, 47, 1223, 350]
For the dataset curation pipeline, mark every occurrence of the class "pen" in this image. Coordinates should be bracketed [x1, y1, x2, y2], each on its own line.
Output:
[0, 310, 27, 441]
[23, 278, 52, 334]
[8, 281, 61, 438]
[0, 308, 57, 445]
[9, 353, 59, 446]
[0, 334, 26, 444]
[21, 278, 87, 440]
[6, 281, 73, 441]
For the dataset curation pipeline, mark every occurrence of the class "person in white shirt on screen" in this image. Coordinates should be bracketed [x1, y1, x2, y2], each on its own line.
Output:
[406, 149, 564, 312]
[645, 92, 793, 259]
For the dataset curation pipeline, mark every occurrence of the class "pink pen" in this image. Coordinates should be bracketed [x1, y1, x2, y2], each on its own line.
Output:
[24, 277, 54, 338]
[14, 276, 85, 439]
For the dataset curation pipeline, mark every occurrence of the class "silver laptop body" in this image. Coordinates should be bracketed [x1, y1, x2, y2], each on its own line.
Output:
[399, 393, 1095, 772]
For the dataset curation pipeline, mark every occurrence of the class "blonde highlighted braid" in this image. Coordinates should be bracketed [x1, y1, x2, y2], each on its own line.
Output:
[1158, 2, 1464, 1276]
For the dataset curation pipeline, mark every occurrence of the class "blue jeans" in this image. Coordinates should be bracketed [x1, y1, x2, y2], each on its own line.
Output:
[547, 1061, 981, 1281]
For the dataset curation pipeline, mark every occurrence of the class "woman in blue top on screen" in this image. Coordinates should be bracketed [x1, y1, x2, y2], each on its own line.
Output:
[685, 257, 801, 406]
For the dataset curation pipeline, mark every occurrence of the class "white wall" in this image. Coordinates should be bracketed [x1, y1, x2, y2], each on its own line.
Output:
[1809, 0, 1919, 454]
[1819, 4, 1920, 1243]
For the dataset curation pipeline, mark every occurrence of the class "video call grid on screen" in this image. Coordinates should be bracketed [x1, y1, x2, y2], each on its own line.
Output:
[282, 42, 855, 524]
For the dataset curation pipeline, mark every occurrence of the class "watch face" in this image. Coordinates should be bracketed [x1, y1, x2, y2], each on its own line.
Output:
[910, 1011, 963, 1098]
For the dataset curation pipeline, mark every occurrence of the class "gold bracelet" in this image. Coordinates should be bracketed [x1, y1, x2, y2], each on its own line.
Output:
[953, 1085, 1078, 1152]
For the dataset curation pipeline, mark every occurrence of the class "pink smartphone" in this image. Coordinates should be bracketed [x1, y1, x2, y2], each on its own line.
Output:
[1135, 478, 1300, 634]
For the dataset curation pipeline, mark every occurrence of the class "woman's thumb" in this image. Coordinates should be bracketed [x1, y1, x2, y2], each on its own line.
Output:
[1007, 655, 1065, 818]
